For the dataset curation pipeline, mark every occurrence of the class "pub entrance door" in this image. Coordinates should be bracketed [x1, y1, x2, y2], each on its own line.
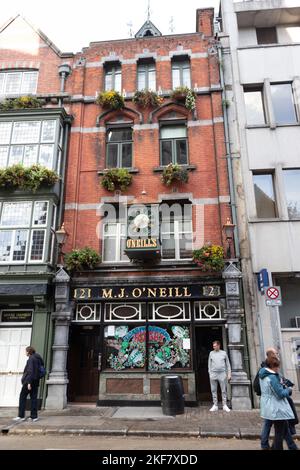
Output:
[195, 325, 224, 402]
[67, 325, 101, 402]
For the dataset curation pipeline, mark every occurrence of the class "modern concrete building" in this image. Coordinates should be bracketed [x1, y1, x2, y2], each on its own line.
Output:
[219, 0, 300, 401]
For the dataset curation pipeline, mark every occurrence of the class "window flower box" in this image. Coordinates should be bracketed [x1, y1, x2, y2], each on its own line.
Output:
[133, 90, 163, 108]
[101, 168, 132, 192]
[0, 164, 59, 193]
[96, 91, 125, 110]
[192, 244, 225, 272]
[161, 163, 189, 186]
[0, 96, 44, 111]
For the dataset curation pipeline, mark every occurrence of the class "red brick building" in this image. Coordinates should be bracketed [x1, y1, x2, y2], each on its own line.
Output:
[0, 10, 252, 410]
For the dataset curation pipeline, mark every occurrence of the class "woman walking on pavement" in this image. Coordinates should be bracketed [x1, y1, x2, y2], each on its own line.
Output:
[259, 356, 297, 450]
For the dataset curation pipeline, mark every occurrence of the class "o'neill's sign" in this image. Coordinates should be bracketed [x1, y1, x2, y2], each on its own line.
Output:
[124, 204, 160, 259]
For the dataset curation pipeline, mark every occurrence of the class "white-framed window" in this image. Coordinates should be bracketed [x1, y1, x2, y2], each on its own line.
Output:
[161, 205, 193, 260]
[172, 59, 191, 89]
[160, 124, 188, 165]
[0, 201, 49, 263]
[0, 119, 57, 169]
[137, 61, 156, 91]
[102, 222, 128, 262]
[106, 127, 133, 168]
[0, 71, 38, 96]
[104, 63, 122, 93]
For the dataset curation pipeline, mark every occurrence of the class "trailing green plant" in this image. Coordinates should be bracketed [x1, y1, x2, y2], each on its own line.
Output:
[133, 90, 163, 108]
[0, 164, 59, 192]
[192, 244, 225, 272]
[96, 90, 125, 110]
[171, 86, 196, 111]
[161, 163, 189, 186]
[64, 247, 101, 271]
[101, 168, 132, 192]
[0, 95, 44, 111]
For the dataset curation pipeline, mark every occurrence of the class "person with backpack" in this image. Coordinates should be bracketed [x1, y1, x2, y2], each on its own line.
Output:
[255, 348, 298, 450]
[13, 346, 45, 422]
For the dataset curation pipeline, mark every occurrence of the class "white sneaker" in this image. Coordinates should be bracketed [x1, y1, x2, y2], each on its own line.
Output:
[223, 405, 231, 412]
[209, 405, 218, 412]
[12, 417, 25, 421]
[28, 417, 39, 422]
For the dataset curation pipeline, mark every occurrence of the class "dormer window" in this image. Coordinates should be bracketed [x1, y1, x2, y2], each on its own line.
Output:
[0, 71, 38, 96]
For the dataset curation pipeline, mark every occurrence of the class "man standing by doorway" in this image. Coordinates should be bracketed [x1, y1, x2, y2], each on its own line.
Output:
[208, 340, 231, 412]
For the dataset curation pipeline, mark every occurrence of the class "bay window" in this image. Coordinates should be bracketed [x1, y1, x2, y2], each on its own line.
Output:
[0, 200, 50, 263]
[0, 119, 57, 169]
[0, 71, 38, 96]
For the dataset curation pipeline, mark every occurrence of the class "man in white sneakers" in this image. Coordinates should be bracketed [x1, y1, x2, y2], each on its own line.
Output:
[208, 340, 231, 412]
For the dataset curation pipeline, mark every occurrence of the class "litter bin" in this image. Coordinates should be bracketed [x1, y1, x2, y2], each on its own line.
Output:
[160, 375, 185, 416]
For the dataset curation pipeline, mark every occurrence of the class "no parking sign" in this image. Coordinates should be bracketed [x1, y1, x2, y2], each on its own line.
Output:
[265, 286, 282, 306]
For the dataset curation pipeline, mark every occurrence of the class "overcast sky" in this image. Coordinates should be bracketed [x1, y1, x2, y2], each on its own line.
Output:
[0, 0, 220, 53]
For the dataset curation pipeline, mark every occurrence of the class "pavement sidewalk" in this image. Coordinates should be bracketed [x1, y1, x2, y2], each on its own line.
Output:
[1, 405, 299, 439]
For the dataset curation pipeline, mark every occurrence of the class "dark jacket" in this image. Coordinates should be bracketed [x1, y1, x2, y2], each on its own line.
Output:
[21, 353, 44, 385]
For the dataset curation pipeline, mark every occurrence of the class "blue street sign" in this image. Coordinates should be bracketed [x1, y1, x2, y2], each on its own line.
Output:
[257, 268, 269, 295]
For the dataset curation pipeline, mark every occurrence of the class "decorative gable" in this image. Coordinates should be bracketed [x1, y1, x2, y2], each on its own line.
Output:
[135, 20, 162, 39]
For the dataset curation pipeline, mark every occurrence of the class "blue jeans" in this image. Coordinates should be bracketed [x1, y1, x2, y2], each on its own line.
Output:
[261, 419, 298, 450]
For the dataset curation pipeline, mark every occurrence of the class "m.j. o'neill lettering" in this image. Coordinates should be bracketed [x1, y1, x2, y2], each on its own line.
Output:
[73, 285, 222, 300]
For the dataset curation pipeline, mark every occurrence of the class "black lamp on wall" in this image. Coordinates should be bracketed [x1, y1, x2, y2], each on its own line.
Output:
[222, 217, 235, 259]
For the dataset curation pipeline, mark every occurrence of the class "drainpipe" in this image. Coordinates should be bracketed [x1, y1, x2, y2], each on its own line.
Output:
[58, 63, 72, 106]
[217, 44, 240, 258]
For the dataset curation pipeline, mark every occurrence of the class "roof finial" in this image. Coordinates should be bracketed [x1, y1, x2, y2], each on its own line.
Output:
[147, 0, 151, 22]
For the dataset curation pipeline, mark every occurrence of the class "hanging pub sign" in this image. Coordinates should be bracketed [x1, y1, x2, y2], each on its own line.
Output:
[124, 204, 161, 259]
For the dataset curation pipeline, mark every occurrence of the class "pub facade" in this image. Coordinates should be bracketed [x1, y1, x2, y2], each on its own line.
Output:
[44, 8, 252, 410]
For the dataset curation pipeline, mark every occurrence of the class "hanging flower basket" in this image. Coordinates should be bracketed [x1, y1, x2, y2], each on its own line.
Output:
[101, 168, 132, 192]
[133, 90, 163, 108]
[192, 244, 225, 272]
[0, 96, 44, 111]
[64, 247, 101, 271]
[96, 90, 125, 110]
[161, 163, 189, 186]
[171, 87, 196, 111]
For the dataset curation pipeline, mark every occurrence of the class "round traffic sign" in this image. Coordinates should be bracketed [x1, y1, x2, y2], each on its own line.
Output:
[266, 287, 279, 299]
